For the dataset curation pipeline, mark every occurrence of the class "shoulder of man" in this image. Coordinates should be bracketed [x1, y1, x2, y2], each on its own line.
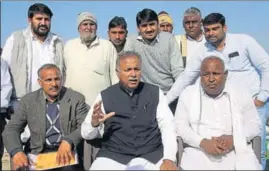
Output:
[20, 89, 43, 103]
[64, 86, 85, 100]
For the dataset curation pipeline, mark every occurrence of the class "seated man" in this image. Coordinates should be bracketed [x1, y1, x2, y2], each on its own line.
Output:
[81, 51, 177, 170]
[175, 56, 262, 170]
[2, 64, 89, 170]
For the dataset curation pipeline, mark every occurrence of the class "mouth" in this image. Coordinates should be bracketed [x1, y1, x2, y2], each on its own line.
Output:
[38, 26, 48, 31]
[207, 84, 217, 89]
[129, 80, 138, 84]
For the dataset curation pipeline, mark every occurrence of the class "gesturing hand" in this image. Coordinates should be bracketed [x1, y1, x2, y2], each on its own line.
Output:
[91, 100, 115, 127]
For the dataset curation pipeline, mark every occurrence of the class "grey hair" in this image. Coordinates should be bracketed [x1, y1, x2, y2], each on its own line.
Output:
[37, 63, 61, 79]
[184, 7, 202, 18]
[116, 51, 142, 71]
[200, 56, 227, 73]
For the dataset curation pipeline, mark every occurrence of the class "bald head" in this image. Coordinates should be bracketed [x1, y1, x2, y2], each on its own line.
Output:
[200, 56, 228, 98]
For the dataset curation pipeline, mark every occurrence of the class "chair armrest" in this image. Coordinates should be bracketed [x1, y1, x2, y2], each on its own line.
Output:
[177, 136, 184, 168]
[252, 136, 261, 164]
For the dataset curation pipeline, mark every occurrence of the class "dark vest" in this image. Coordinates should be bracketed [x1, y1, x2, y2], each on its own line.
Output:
[97, 82, 163, 164]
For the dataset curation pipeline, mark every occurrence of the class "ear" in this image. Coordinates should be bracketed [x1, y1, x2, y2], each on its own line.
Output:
[223, 25, 227, 32]
[107, 30, 110, 39]
[37, 78, 42, 87]
[28, 18, 32, 25]
[224, 70, 228, 77]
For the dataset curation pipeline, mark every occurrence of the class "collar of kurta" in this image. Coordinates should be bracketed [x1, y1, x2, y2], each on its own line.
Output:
[186, 33, 204, 42]
[80, 36, 100, 48]
[200, 81, 229, 100]
[119, 82, 144, 96]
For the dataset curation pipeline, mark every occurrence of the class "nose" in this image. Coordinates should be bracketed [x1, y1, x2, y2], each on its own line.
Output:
[40, 18, 46, 25]
[146, 25, 152, 31]
[208, 74, 215, 82]
[130, 70, 136, 77]
[116, 33, 120, 39]
[208, 29, 215, 36]
[164, 26, 168, 31]
[51, 80, 57, 87]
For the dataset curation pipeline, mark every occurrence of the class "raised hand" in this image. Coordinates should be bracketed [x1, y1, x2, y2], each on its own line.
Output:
[91, 100, 115, 127]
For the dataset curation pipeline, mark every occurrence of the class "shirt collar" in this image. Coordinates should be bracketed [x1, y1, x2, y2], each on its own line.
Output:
[205, 33, 228, 51]
[136, 34, 159, 45]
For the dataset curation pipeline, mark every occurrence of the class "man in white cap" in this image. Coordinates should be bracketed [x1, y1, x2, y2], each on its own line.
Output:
[63, 11, 118, 170]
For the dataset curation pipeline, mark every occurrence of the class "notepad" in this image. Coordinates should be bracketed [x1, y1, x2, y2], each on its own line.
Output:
[28, 151, 78, 170]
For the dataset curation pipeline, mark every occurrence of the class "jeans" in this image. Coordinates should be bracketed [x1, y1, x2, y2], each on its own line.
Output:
[257, 100, 269, 170]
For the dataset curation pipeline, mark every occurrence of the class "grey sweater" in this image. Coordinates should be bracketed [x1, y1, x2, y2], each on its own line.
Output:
[124, 32, 183, 93]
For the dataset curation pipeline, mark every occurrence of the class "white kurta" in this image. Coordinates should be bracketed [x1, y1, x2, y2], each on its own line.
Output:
[175, 81, 262, 170]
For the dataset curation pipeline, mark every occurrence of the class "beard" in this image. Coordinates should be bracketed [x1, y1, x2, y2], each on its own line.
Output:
[32, 24, 50, 37]
[80, 31, 96, 44]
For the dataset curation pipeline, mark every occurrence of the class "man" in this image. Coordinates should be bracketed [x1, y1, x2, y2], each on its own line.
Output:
[64, 11, 118, 107]
[1, 57, 13, 170]
[124, 8, 183, 113]
[175, 7, 205, 68]
[175, 56, 262, 170]
[108, 16, 128, 54]
[167, 12, 269, 169]
[81, 51, 177, 170]
[158, 11, 173, 33]
[1, 3, 65, 143]
[64, 12, 118, 170]
[2, 64, 88, 170]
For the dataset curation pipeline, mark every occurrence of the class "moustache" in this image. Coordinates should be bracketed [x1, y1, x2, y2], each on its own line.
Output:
[49, 86, 59, 91]
[128, 78, 138, 82]
[145, 31, 154, 34]
[38, 25, 48, 30]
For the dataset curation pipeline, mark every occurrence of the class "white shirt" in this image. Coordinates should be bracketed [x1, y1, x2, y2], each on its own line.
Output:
[1, 58, 12, 109]
[81, 88, 177, 162]
[1, 30, 58, 92]
[175, 34, 206, 64]
[167, 33, 269, 104]
[175, 82, 261, 169]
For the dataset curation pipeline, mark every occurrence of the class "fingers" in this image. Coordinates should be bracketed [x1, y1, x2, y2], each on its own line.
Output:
[99, 112, 115, 123]
[13, 152, 28, 170]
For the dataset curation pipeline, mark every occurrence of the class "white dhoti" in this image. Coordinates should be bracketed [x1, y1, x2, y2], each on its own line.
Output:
[90, 157, 163, 170]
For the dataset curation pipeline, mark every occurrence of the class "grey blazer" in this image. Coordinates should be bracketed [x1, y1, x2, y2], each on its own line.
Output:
[2, 87, 89, 155]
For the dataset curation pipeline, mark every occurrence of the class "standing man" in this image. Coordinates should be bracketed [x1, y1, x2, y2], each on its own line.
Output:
[2, 64, 88, 170]
[175, 7, 205, 68]
[1, 3, 65, 143]
[158, 11, 174, 34]
[124, 8, 184, 113]
[1, 57, 13, 170]
[167, 13, 269, 169]
[64, 12, 118, 170]
[81, 51, 177, 170]
[108, 16, 128, 54]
